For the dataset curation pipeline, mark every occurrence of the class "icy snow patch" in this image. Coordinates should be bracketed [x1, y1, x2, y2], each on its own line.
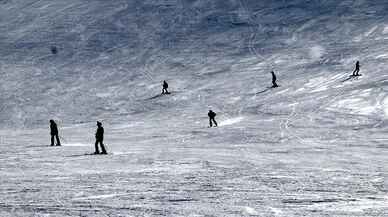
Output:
[220, 117, 244, 126]
[242, 206, 258, 216]
[73, 193, 128, 200]
[63, 143, 90, 147]
[364, 25, 378, 37]
[376, 54, 388, 59]
[382, 96, 388, 117]
[304, 74, 341, 93]
[269, 207, 283, 215]
[329, 90, 378, 116]
[309, 45, 325, 60]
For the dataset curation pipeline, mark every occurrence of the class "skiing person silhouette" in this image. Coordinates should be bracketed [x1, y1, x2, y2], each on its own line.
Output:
[162, 80, 169, 94]
[271, 71, 278, 88]
[49, 120, 61, 146]
[50, 46, 57, 55]
[352, 61, 360, 76]
[208, 110, 218, 127]
[94, 121, 107, 155]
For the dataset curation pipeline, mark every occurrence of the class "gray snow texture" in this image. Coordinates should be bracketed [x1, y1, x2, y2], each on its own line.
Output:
[1, 0, 388, 216]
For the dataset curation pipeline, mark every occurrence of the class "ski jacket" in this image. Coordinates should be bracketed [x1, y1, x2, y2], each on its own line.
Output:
[208, 111, 216, 119]
[50, 122, 58, 135]
[96, 126, 104, 141]
[272, 72, 277, 82]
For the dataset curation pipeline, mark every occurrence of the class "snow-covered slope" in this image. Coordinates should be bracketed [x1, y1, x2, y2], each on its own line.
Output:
[1, 0, 388, 216]
[1, 0, 387, 127]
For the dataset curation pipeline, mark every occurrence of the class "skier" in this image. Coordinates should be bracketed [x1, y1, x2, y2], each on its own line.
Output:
[49, 120, 61, 146]
[352, 61, 360, 76]
[162, 80, 169, 94]
[50, 46, 58, 55]
[271, 71, 278, 88]
[94, 121, 107, 155]
[208, 110, 218, 127]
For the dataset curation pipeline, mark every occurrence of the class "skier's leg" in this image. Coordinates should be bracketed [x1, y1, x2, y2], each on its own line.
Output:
[55, 134, 61, 146]
[213, 119, 218, 127]
[209, 119, 212, 127]
[51, 135, 55, 146]
[100, 141, 107, 154]
[94, 141, 100, 154]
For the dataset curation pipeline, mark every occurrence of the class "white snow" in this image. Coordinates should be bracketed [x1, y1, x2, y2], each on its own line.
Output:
[309, 45, 325, 60]
[242, 206, 259, 215]
[73, 193, 128, 200]
[382, 96, 388, 117]
[62, 143, 90, 147]
[220, 117, 244, 126]
[1, 0, 388, 216]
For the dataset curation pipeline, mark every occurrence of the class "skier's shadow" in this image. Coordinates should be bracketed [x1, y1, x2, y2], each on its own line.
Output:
[66, 153, 108, 158]
[341, 74, 362, 83]
[256, 86, 277, 94]
[145, 92, 178, 100]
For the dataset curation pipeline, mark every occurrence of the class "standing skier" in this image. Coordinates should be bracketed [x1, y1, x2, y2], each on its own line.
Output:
[271, 71, 278, 88]
[352, 61, 360, 76]
[162, 80, 169, 94]
[94, 121, 107, 155]
[49, 120, 61, 146]
[208, 110, 218, 127]
[50, 46, 58, 55]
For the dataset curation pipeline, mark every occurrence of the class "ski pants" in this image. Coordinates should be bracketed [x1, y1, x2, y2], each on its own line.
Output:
[95, 139, 107, 154]
[51, 134, 61, 146]
[209, 118, 218, 127]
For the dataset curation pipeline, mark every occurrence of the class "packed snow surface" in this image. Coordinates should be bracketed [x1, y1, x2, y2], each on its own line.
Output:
[1, 0, 388, 216]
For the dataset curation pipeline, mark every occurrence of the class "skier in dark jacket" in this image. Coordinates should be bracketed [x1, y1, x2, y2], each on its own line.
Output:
[49, 119, 61, 146]
[94, 121, 107, 154]
[271, 71, 278, 88]
[352, 61, 360, 76]
[208, 110, 218, 127]
[50, 46, 58, 54]
[162, 80, 169, 94]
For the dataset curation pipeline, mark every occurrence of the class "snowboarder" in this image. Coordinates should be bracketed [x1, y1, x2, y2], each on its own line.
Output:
[162, 80, 169, 94]
[208, 110, 218, 127]
[352, 61, 360, 76]
[271, 71, 278, 88]
[94, 121, 107, 155]
[49, 119, 61, 146]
